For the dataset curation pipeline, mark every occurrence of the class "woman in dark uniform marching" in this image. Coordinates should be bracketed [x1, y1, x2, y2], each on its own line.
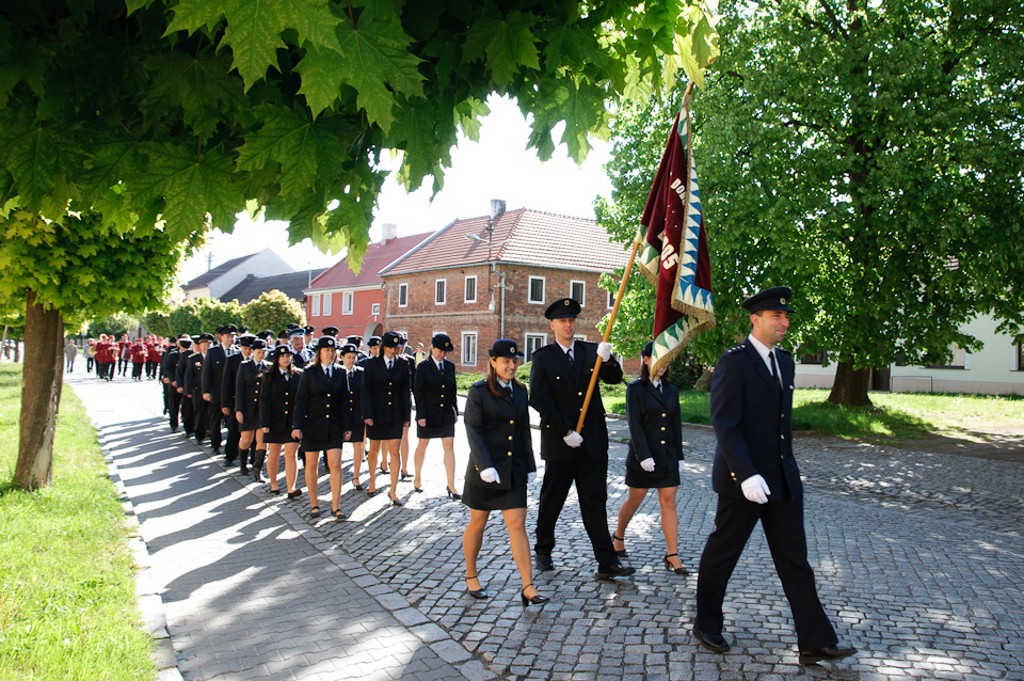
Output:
[361, 331, 411, 505]
[235, 338, 269, 482]
[411, 333, 460, 499]
[337, 342, 366, 490]
[260, 345, 303, 497]
[612, 341, 688, 574]
[461, 339, 549, 607]
[292, 335, 347, 519]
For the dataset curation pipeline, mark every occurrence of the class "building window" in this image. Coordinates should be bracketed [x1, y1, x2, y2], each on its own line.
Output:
[608, 289, 615, 309]
[570, 280, 585, 306]
[461, 332, 478, 366]
[371, 303, 381, 316]
[322, 293, 332, 316]
[398, 283, 408, 307]
[800, 352, 826, 365]
[928, 345, 966, 370]
[435, 279, 447, 305]
[525, 333, 546, 362]
[311, 294, 320, 317]
[342, 291, 353, 315]
[465, 276, 477, 303]
[528, 276, 545, 304]
[1017, 342, 1023, 371]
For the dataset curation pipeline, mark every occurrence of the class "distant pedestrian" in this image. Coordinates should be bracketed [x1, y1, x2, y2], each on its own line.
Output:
[693, 286, 856, 665]
[85, 338, 96, 373]
[64, 339, 78, 373]
[130, 338, 146, 380]
[461, 339, 548, 607]
[337, 342, 366, 490]
[612, 341, 688, 574]
[412, 333, 460, 499]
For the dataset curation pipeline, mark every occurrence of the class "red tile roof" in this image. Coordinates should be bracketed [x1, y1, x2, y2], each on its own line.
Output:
[380, 208, 629, 276]
[306, 232, 433, 291]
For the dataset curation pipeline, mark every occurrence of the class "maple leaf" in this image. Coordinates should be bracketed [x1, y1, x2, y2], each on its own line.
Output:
[465, 11, 542, 86]
[334, 9, 424, 132]
[130, 142, 245, 238]
[236, 105, 350, 205]
[525, 78, 609, 163]
[142, 51, 244, 139]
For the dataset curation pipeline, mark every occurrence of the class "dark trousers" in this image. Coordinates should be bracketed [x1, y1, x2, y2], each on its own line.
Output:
[145, 360, 157, 378]
[534, 455, 617, 567]
[86, 357, 94, 372]
[225, 410, 241, 462]
[131, 362, 144, 380]
[207, 400, 223, 450]
[193, 399, 209, 442]
[118, 357, 129, 375]
[695, 494, 838, 650]
[180, 395, 194, 435]
[166, 385, 181, 429]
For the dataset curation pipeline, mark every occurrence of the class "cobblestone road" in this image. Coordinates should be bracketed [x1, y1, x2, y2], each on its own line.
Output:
[70, 373, 1023, 681]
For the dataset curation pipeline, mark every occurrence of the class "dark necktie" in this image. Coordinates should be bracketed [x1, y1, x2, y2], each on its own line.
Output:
[769, 351, 782, 390]
[387, 359, 393, 371]
[566, 348, 574, 366]
[325, 366, 332, 379]
[345, 370, 350, 391]
[506, 385, 514, 400]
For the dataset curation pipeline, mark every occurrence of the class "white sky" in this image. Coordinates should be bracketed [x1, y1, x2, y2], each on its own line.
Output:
[179, 95, 613, 283]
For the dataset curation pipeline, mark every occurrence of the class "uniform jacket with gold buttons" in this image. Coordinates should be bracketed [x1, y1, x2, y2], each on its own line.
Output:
[709, 342, 801, 501]
[293, 364, 347, 441]
[463, 380, 535, 492]
[259, 368, 302, 435]
[360, 355, 411, 426]
[625, 377, 684, 473]
[234, 359, 266, 421]
[413, 358, 458, 427]
[528, 340, 623, 462]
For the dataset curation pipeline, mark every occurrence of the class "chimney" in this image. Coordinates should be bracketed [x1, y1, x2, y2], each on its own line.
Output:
[381, 223, 398, 243]
[490, 199, 506, 221]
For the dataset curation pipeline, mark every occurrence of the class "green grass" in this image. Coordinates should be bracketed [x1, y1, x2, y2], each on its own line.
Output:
[0, 364, 155, 681]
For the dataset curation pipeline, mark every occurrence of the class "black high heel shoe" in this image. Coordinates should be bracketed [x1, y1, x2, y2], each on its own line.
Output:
[446, 486, 462, 501]
[465, 574, 489, 600]
[612, 533, 628, 558]
[664, 553, 689, 575]
[520, 584, 549, 607]
[389, 495, 403, 507]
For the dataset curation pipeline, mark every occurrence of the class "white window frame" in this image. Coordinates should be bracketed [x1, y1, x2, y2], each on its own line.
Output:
[435, 278, 447, 306]
[461, 331, 478, 366]
[398, 283, 409, 308]
[371, 303, 381, 316]
[464, 275, 478, 303]
[528, 276, 546, 305]
[322, 293, 332, 316]
[524, 333, 547, 362]
[570, 280, 586, 307]
[311, 294, 320, 317]
[342, 291, 354, 315]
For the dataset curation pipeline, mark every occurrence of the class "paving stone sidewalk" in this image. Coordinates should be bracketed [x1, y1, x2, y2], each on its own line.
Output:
[69, 373, 1024, 681]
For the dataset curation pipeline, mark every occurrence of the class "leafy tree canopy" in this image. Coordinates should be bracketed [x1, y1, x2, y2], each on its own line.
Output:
[0, 0, 719, 269]
[241, 290, 306, 335]
[165, 296, 243, 336]
[600, 0, 1024, 404]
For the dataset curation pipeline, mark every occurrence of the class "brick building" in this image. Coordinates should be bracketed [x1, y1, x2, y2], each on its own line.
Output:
[303, 226, 432, 340]
[379, 202, 636, 373]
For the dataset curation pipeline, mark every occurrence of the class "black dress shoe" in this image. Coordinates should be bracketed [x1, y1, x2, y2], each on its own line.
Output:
[798, 645, 857, 665]
[596, 562, 636, 580]
[693, 627, 730, 654]
[535, 553, 554, 571]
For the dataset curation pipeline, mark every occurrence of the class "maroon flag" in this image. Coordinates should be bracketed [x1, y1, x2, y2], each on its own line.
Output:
[635, 98, 715, 375]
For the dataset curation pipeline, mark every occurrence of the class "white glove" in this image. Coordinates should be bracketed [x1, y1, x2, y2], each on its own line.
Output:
[527, 472, 537, 484]
[479, 467, 500, 484]
[740, 474, 771, 504]
[597, 342, 612, 362]
[563, 430, 584, 448]
[678, 460, 686, 475]
[639, 457, 656, 472]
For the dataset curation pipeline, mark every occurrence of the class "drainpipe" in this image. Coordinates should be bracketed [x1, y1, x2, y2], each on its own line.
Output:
[498, 267, 506, 338]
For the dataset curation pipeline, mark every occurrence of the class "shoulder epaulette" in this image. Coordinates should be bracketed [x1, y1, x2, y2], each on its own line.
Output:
[726, 344, 746, 354]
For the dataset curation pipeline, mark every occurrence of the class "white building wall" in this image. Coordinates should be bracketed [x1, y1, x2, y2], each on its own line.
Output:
[207, 249, 293, 299]
[794, 314, 1024, 395]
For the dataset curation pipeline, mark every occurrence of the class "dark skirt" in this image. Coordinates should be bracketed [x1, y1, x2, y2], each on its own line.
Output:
[462, 483, 527, 511]
[342, 425, 365, 443]
[417, 423, 455, 439]
[264, 431, 298, 445]
[367, 422, 404, 440]
[300, 437, 342, 453]
[239, 414, 260, 431]
[624, 459, 681, 489]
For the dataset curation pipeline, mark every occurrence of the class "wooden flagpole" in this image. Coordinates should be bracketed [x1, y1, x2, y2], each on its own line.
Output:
[575, 237, 642, 433]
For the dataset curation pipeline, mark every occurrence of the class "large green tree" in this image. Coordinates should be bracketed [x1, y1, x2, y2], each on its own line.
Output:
[601, 0, 1024, 406]
[0, 1, 719, 488]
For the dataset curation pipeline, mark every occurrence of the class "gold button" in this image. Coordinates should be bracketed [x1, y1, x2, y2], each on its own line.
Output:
[507, 452, 512, 456]
[509, 420, 514, 425]
[660, 440, 666, 445]
[661, 413, 667, 417]
[780, 435, 785, 440]
[508, 435, 513, 440]
[660, 427, 666, 431]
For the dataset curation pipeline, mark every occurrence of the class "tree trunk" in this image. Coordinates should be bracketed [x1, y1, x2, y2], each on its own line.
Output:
[827, 360, 872, 407]
[12, 290, 64, 490]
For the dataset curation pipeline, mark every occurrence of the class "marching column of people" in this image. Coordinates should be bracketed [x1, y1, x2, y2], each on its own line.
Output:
[135, 289, 854, 664]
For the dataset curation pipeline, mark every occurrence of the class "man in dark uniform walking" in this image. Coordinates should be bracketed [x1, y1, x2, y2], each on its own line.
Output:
[185, 333, 213, 445]
[529, 298, 634, 580]
[173, 336, 195, 437]
[161, 336, 187, 432]
[202, 324, 237, 459]
[693, 286, 856, 665]
[222, 332, 253, 472]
